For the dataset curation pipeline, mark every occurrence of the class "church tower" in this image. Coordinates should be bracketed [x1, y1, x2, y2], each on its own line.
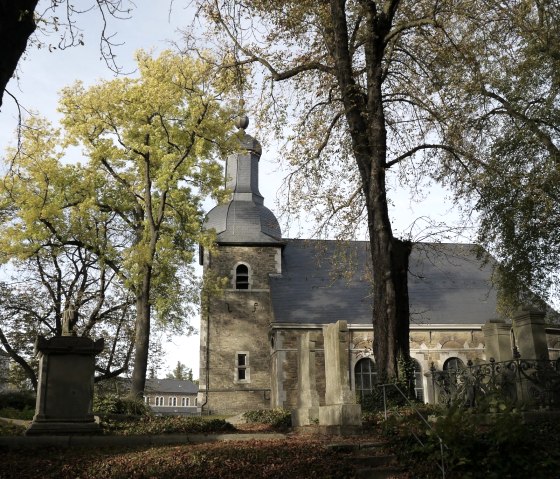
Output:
[198, 115, 282, 414]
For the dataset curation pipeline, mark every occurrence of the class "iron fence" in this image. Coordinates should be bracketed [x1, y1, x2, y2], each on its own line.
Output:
[431, 357, 560, 409]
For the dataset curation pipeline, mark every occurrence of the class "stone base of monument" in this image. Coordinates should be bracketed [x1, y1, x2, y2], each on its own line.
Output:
[291, 406, 319, 427]
[318, 403, 362, 435]
[25, 335, 104, 436]
[26, 418, 101, 435]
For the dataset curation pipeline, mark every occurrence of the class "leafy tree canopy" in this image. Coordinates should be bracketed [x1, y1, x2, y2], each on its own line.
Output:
[0, 50, 239, 395]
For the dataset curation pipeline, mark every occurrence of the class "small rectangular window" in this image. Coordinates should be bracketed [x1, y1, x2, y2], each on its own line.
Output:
[238, 353, 246, 366]
[171, 397, 177, 406]
[236, 352, 249, 382]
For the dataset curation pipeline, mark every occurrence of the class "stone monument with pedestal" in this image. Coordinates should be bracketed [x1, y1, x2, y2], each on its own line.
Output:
[26, 306, 104, 435]
[291, 332, 320, 427]
[318, 320, 361, 434]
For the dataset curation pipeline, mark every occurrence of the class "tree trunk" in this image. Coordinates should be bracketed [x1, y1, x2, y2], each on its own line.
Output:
[0, 327, 37, 391]
[130, 267, 151, 398]
[326, 0, 409, 380]
[0, 0, 39, 108]
[368, 166, 400, 380]
[393, 238, 412, 361]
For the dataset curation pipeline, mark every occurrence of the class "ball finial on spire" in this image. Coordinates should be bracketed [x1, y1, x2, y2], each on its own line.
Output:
[235, 99, 249, 130]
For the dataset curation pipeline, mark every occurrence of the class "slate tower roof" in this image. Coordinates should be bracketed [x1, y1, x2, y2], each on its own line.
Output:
[204, 115, 282, 244]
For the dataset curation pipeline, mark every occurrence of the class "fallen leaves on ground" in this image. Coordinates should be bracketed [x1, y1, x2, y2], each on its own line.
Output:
[0, 435, 409, 479]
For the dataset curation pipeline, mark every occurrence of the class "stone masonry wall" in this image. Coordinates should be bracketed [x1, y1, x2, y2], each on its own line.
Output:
[271, 326, 488, 410]
[198, 245, 281, 414]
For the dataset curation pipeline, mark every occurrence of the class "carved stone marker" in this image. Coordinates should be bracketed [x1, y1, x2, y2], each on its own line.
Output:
[482, 319, 513, 362]
[26, 335, 104, 435]
[318, 320, 361, 434]
[291, 332, 320, 427]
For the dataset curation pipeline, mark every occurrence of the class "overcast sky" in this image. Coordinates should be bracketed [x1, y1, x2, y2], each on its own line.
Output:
[0, 1, 469, 379]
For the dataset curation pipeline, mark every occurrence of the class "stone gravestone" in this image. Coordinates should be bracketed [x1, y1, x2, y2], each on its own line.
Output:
[318, 320, 361, 434]
[512, 308, 549, 360]
[291, 331, 320, 427]
[26, 306, 104, 435]
[482, 319, 513, 362]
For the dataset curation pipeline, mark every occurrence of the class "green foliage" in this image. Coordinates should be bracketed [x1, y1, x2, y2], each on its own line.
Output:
[358, 381, 420, 413]
[165, 361, 193, 381]
[1, 49, 240, 396]
[386, 406, 560, 478]
[431, 0, 560, 306]
[0, 419, 26, 436]
[100, 415, 235, 435]
[0, 407, 34, 420]
[242, 408, 292, 429]
[0, 390, 36, 410]
[93, 395, 152, 417]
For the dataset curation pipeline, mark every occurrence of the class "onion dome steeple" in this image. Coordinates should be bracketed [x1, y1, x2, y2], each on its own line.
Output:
[204, 113, 282, 244]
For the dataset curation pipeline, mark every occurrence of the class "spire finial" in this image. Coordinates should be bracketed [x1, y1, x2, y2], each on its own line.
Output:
[235, 99, 249, 130]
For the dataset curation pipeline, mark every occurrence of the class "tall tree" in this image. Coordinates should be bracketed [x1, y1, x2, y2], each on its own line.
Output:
[0, 0, 39, 108]
[0, 0, 133, 109]
[199, 0, 560, 375]
[0, 128, 137, 389]
[0, 253, 136, 391]
[166, 361, 193, 381]
[0, 52, 233, 395]
[427, 0, 560, 310]
[198, 0, 470, 378]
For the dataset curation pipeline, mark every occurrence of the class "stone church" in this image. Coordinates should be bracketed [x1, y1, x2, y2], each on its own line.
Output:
[197, 118, 560, 415]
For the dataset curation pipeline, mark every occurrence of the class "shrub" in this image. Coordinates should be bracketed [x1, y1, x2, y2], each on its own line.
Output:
[358, 386, 412, 412]
[386, 406, 560, 479]
[242, 408, 292, 428]
[101, 415, 235, 435]
[0, 390, 35, 410]
[0, 406, 34, 420]
[93, 394, 152, 416]
[0, 419, 26, 436]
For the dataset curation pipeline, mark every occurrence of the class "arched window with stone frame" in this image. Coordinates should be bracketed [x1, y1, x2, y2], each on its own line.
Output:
[354, 357, 377, 396]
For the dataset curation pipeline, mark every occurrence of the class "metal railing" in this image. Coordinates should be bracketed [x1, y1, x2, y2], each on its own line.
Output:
[378, 382, 447, 479]
[431, 357, 560, 409]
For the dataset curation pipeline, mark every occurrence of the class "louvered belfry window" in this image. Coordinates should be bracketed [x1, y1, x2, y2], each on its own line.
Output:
[235, 264, 249, 289]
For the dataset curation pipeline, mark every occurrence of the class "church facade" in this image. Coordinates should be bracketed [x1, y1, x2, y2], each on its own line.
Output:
[197, 119, 560, 415]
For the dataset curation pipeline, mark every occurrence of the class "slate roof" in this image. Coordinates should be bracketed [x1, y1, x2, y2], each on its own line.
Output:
[144, 379, 198, 394]
[205, 201, 282, 244]
[204, 127, 282, 244]
[269, 239, 498, 326]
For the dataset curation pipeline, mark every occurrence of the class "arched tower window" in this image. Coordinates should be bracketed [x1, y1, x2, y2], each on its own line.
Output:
[235, 264, 249, 289]
[354, 358, 377, 395]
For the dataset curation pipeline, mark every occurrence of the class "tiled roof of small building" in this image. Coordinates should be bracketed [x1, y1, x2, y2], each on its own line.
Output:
[145, 379, 198, 394]
[269, 239, 499, 325]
